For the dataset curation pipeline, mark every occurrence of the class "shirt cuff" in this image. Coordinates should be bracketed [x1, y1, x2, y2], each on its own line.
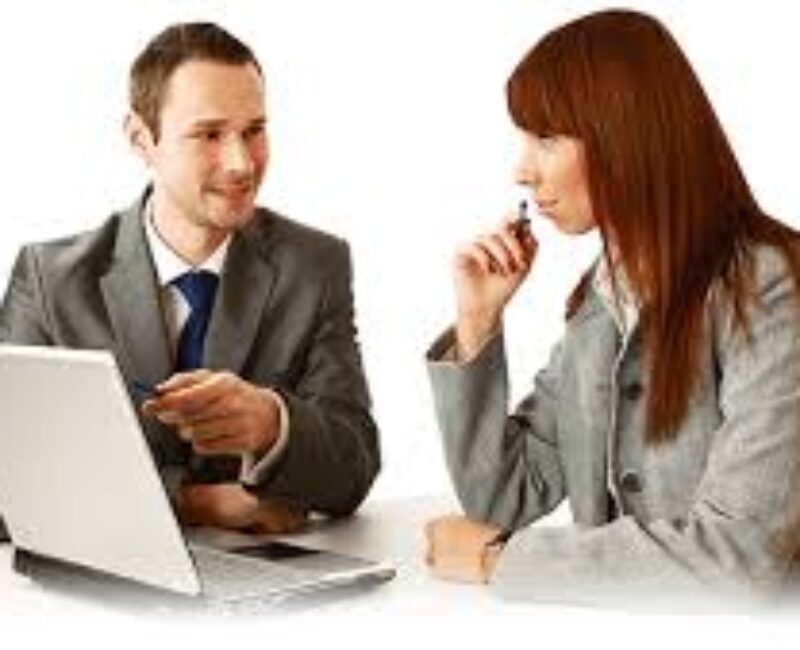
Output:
[240, 388, 290, 485]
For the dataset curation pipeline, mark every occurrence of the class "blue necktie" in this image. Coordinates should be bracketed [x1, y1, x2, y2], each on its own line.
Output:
[172, 271, 240, 483]
[172, 270, 218, 372]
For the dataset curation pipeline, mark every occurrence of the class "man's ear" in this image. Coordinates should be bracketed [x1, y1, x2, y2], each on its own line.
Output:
[124, 111, 156, 162]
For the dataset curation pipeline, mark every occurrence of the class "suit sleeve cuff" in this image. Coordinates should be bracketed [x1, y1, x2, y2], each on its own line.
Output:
[426, 325, 501, 365]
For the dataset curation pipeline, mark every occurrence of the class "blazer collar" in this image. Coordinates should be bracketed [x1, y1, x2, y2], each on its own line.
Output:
[568, 257, 642, 342]
[204, 223, 277, 374]
[99, 189, 172, 387]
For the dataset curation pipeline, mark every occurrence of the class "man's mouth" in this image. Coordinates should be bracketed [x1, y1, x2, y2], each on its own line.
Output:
[210, 184, 253, 199]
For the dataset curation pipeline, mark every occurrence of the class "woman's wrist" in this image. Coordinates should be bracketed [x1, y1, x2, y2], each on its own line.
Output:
[480, 529, 512, 582]
[455, 313, 501, 361]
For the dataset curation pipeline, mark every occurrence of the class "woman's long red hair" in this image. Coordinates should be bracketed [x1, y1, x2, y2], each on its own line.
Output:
[507, 9, 800, 443]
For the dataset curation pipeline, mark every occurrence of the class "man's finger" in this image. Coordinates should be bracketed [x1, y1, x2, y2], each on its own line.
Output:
[176, 398, 239, 424]
[148, 376, 232, 415]
[184, 413, 243, 439]
[156, 369, 213, 392]
[178, 424, 194, 442]
[192, 430, 250, 455]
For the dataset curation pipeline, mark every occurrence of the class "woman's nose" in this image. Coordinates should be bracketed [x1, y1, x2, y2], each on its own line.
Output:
[514, 157, 542, 189]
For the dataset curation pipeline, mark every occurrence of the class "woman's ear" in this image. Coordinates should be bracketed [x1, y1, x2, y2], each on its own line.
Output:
[124, 111, 155, 162]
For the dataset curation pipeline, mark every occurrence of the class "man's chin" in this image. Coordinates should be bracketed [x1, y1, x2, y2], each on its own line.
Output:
[205, 205, 256, 231]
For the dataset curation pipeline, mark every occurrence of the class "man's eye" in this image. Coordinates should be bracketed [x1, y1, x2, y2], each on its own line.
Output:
[243, 125, 264, 139]
[194, 131, 221, 142]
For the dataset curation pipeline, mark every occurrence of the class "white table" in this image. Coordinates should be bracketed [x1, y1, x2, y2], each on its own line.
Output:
[0, 496, 794, 648]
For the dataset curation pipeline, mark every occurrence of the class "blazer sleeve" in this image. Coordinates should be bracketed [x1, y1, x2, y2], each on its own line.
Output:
[249, 242, 380, 516]
[0, 246, 53, 345]
[426, 328, 566, 529]
[491, 252, 800, 604]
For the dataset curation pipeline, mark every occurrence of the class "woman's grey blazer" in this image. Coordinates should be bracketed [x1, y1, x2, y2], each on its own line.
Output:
[427, 245, 800, 604]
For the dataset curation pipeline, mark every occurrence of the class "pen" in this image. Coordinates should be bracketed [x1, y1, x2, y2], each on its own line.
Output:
[131, 380, 161, 401]
[514, 200, 531, 239]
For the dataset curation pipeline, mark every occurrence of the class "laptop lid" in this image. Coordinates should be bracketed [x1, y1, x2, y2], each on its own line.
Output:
[0, 344, 201, 596]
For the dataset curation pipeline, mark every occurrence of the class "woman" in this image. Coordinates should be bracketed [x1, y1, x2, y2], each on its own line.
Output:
[424, 9, 800, 604]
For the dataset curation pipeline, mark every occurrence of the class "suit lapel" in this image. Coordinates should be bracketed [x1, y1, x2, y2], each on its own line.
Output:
[204, 225, 277, 374]
[99, 199, 172, 387]
[565, 289, 623, 524]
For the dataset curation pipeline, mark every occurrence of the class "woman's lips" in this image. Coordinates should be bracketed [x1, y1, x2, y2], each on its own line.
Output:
[536, 200, 558, 212]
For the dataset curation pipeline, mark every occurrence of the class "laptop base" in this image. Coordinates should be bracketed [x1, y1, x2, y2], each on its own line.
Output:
[13, 547, 200, 613]
[13, 546, 389, 614]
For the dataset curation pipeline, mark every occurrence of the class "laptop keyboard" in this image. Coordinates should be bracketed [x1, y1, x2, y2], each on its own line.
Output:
[190, 544, 315, 601]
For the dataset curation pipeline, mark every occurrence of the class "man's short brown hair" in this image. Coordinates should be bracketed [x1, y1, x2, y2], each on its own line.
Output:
[129, 22, 261, 140]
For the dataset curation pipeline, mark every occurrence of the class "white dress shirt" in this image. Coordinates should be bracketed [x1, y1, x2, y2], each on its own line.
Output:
[143, 209, 290, 485]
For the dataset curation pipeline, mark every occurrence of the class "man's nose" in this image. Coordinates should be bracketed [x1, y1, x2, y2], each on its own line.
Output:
[220, 135, 254, 176]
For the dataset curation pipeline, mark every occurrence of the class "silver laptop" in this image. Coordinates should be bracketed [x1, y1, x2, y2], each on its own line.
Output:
[0, 344, 394, 607]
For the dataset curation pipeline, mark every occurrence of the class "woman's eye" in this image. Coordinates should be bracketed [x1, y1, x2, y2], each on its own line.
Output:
[539, 136, 558, 149]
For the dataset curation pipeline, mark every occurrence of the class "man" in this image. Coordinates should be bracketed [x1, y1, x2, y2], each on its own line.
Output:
[0, 22, 380, 539]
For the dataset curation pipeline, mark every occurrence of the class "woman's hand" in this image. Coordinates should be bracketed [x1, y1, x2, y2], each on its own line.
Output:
[424, 514, 504, 584]
[454, 215, 537, 359]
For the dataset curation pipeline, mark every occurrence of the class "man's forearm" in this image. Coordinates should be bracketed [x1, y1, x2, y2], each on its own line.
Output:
[249, 389, 379, 516]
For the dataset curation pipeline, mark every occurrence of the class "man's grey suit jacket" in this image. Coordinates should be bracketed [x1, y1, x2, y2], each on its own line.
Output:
[0, 191, 380, 530]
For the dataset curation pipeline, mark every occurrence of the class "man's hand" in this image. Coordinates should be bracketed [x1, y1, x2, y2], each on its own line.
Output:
[177, 483, 309, 534]
[178, 483, 259, 530]
[424, 514, 504, 584]
[142, 370, 281, 457]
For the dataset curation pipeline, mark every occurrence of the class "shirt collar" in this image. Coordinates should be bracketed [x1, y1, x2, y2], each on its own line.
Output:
[143, 199, 231, 287]
[592, 254, 639, 337]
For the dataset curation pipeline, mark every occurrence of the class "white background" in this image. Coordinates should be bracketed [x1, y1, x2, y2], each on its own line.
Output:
[1, 0, 800, 642]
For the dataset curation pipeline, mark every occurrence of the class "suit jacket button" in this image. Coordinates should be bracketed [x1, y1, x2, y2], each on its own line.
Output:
[622, 382, 643, 400]
[620, 470, 643, 493]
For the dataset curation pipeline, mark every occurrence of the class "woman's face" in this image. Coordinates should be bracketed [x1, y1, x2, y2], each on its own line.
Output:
[514, 130, 596, 235]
